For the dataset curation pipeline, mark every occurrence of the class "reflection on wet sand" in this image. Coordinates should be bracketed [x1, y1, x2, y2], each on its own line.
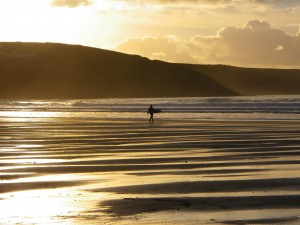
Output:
[1, 118, 300, 224]
[95, 178, 300, 194]
[97, 195, 300, 216]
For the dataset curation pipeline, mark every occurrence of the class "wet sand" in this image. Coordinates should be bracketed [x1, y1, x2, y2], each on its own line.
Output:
[1, 118, 300, 224]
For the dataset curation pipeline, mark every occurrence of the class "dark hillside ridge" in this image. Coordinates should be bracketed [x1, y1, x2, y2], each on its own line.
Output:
[0, 42, 235, 98]
[186, 64, 300, 96]
[0, 42, 299, 99]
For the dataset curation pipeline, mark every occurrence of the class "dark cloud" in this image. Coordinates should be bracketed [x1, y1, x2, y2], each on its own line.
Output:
[51, 0, 91, 8]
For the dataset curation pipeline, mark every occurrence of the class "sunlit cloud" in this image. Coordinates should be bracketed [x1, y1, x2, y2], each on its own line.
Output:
[121, 0, 232, 3]
[117, 35, 197, 63]
[51, 0, 92, 7]
[111, 0, 299, 6]
[116, 20, 300, 68]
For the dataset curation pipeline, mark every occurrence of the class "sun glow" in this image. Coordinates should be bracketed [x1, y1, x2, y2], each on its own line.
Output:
[0, 0, 90, 44]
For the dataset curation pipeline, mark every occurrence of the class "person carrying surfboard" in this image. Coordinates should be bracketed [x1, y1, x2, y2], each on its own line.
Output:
[147, 105, 155, 122]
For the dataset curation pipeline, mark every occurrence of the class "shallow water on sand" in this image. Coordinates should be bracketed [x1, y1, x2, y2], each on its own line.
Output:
[1, 112, 300, 224]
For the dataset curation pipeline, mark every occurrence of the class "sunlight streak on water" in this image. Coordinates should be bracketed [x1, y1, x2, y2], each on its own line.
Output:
[0, 111, 62, 123]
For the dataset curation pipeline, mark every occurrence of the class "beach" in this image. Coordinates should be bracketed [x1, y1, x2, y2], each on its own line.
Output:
[1, 116, 300, 224]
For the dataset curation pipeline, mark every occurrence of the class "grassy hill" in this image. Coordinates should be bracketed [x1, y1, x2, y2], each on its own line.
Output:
[186, 64, 300, 96]
[0, 42, 299, 99]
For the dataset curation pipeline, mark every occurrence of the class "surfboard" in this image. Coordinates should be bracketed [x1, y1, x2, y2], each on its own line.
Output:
[153, 108, 162, 113]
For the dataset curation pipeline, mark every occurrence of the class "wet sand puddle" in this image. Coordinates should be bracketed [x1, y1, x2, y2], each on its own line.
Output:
[1, 117, 300, 224]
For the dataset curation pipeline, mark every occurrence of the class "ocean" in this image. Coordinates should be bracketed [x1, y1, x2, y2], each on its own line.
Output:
[1, 95, 300, 120]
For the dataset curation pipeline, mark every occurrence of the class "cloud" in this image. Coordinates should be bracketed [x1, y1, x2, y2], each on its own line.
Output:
[51, 0, 91, 8]
[120, 0, 232, 3]
[115, 20, 300, 68]
[149, 0, 232, 3]
[209, 20, 300, 67]
[115, 0, 298, 5]
[110, 0, 234, 7]
[116, 35, 197, 63]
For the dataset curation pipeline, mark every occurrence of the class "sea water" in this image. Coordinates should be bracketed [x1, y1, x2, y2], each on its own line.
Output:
[0, 95, 300, 120]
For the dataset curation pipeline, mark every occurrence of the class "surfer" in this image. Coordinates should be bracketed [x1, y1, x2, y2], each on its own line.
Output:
[147, 105, 155, 122]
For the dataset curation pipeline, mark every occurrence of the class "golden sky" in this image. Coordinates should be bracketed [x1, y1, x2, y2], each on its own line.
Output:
[0, 0, 299, 68]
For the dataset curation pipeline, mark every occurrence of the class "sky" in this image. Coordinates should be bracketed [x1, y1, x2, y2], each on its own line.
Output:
[0, 0, 300, 68]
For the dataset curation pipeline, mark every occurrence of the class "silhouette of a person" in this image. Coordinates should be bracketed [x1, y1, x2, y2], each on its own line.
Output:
[147, 105, 155, 122]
